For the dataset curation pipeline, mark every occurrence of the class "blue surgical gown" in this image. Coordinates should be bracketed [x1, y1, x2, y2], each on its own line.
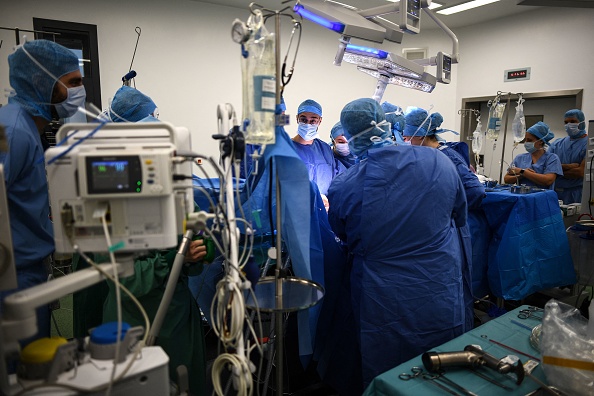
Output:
[0, 103, 54, 340]
[438, 145, 490, 297]
[292, 138, 345, 195]
[327, 145, 473, 387]
[511, 151, 563, 190]
[549, 136, 588, 203]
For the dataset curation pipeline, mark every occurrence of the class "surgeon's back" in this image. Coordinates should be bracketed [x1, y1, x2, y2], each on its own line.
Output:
[327, 144, 472, 389]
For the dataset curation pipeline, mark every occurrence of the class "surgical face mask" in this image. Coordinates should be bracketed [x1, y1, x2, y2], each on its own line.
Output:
[524, 142, 538, 154]
[565, 122, 584, 138]
[54, 85, 86, 119]
[334, 142, 350, 156]
[297, 123, 319, 140]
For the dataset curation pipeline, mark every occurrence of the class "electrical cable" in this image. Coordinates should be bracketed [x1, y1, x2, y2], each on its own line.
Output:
[45, 121, 108, 165]
[280, 20, 301, 92]
[100, 214, 123, 396]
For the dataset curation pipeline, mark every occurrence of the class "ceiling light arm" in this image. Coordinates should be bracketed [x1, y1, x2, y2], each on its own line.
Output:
[334, 35, 351, 66]
[422, 7, 460, 63]
[357, 3, 400, 18]
[372, 71, 391, 103]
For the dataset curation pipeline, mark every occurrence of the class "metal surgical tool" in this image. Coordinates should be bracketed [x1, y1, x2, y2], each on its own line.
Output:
[518, 308, 543, 320]
[467, 368, 513, 391]
[431, 372, 479, 396]
[399, 367, 460, 395]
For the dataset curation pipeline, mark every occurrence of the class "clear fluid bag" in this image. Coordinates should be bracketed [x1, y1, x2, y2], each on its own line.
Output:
[486, 102, 506, 140]
[241, 10, 276, 145]
[512, 100, 526, 143]
[472, 119, 483, 155]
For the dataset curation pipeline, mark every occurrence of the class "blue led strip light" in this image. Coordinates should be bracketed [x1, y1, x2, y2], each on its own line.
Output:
[293, 5, 345, 33]
[345, 44, 388, 59]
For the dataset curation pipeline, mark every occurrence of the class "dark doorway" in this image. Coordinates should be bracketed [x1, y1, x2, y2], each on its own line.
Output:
[460, 89, 583, 182]
[32, 18, 101, 111]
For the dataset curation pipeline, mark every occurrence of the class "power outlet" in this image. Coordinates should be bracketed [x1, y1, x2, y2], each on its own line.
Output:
[587, 174, 592, 182]
[589, 149, 594, 158]
[590, 137, 594, 146]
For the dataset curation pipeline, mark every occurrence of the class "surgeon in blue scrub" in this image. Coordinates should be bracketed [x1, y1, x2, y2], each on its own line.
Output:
[329, 122, 357, 169]
[292, 99, 345, 207]
[549, 109, 588, 204]
[404, 110, 485, 210]
[0, 40, 84, 342]
[327, 98, 473, 388]
[505, 121, 563, 189]
[404, 109, 489, 296]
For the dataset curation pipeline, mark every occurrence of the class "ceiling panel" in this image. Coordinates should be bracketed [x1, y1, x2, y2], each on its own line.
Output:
[195, 0, 540, 29]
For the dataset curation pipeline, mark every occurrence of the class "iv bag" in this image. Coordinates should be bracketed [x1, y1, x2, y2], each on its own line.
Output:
[512, 101, 526, 143]
[472, 120, 483, 154]
[241, 10, 276, 145]
[486, 102, 506, 140]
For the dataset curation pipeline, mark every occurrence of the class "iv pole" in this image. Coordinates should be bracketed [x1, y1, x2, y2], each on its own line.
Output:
[273, 8, 285, 395]
[496, 91, 523, 183]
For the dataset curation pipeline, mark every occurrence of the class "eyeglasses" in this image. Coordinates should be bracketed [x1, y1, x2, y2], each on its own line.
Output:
[298, 116, 320, 125]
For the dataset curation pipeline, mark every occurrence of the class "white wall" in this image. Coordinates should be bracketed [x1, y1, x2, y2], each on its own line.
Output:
[1, 1, 593, 165]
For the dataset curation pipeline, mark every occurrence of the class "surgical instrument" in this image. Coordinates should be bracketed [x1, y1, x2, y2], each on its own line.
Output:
[423, 345, 526, 384]
[398, 366, 424, 380]
[467, 368, 513, 391]
[429, 371, 478, 396]
[518, 307, 543, 320]
[399, 367, 460, 395]
[511, 319, 534, 331]
[489, 339, 541, 362]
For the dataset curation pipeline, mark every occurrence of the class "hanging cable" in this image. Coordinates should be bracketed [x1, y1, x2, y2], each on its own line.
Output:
[280, 20, 301, 92]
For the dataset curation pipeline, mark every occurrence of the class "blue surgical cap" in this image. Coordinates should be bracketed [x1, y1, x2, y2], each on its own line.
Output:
[527, 121, 554, 144]
[297, 99, 322, 117]
[381, 101, 406, 133]
[564, 109, 586, 130]
[109, 86, 157, 122]
[8, 39, 80, 120]
[428, 112, 444, 135]
[330, 122, 344, 140]
[340, 98, 391, 157]
[402, 107, 431, 137]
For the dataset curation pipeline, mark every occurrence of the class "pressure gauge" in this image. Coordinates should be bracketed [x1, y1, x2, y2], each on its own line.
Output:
[231, 19, 250, 44]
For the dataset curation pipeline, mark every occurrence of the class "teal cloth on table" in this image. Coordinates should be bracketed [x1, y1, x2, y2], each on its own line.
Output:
[364, 306, 547, 396]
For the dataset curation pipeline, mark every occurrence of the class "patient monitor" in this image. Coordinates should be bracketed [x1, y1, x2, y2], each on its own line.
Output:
[46, 122, 193, 253]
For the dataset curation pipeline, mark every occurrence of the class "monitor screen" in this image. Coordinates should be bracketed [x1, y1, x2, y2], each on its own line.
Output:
[86, 156, 142, 194]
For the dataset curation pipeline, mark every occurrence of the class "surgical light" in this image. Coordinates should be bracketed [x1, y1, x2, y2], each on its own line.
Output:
[345, 44, 388, 59]
[437, 0, 500, 15]
[293, 4, 345, 33]
[342, 51, 425, 79]
[357, 67, 436, 93]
